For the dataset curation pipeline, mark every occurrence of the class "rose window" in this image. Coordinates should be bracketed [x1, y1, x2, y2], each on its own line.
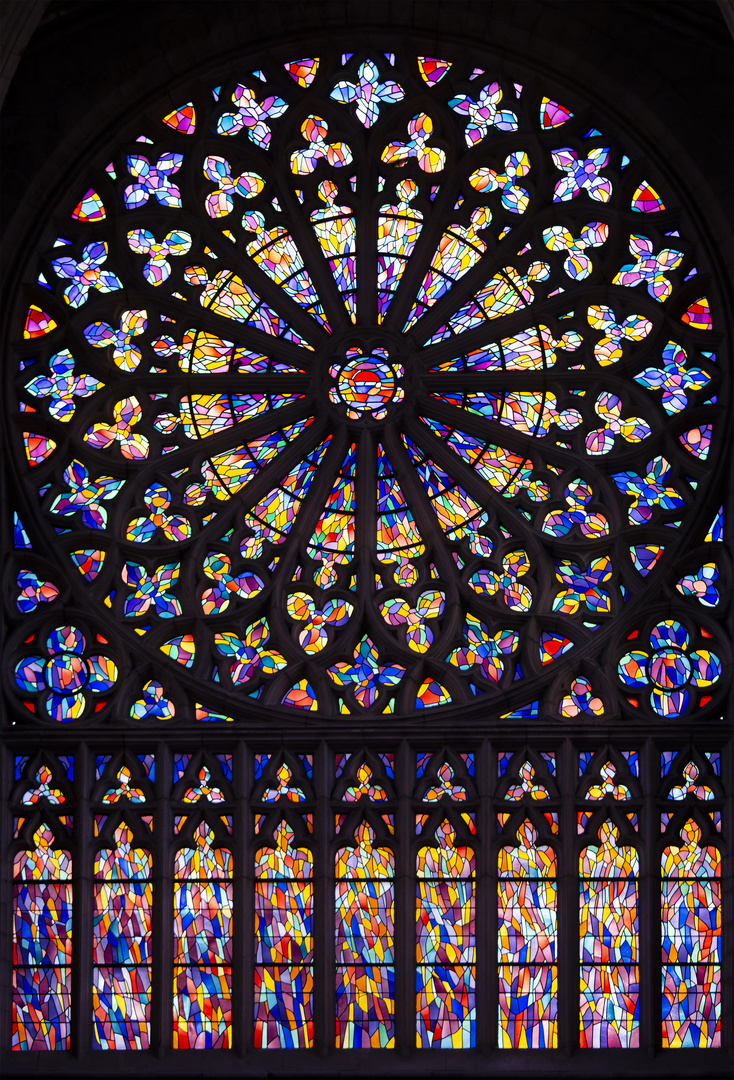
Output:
[6, 45, 726, 728]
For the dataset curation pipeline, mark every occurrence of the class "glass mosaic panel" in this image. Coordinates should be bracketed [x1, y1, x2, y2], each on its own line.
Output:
[255, 822, 313, 1048]
[416, 823, 475, 1047]
[335, 825, 395, 1048]
[5, 46, 724, 732]
[93, 826, 151, 1049]
[579, 824, 639, 1048]
[173, 824, 233, 1048]
[661, 821, 721, 1047]
[3, 33, 730, 1065]
[12, 828, 72, 1051]
[498, 822, 557, 1048]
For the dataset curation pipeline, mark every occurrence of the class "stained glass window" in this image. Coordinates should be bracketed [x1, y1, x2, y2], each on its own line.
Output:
[9, 47, 726, 726]
[173, 820, 233, 1048]
[498, 817, 557, 1048]
[13, 822, 72, 1051]
[335, 821, 395, 1048]
[93, 820, 152, 1049]
[579, 821, 639, 1048]
[2, 23, 730, 1075]
[661, 818, 721, 1048]
[416, 819, 476, 1048]
[254, 817, 313, 1048]
[661, 748, 723, 1049]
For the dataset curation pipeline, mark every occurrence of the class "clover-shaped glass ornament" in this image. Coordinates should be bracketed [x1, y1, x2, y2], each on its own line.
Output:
[328, 636, 405, 709]
[331, 60, 404, 128]
[15, 626, 117, 722]
[618, 621, 721, 717]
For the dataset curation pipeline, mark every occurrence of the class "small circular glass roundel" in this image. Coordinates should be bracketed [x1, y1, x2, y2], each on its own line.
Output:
[338, 356, 395, 412]
[329, 347, 404, 419]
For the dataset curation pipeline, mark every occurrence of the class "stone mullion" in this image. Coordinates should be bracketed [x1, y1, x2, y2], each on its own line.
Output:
[476, 737, 493, 1053]
[412, 285, 601, 368]
[313, 739, 332, 1051]
[109, 283, 318, 366]
[397, 407, 544, 552]
[122, 398, 325, 504]
[557, 736, 577, 1054]
[381, 163, 465, 336]
[156, 202, 337, 352]
[274, 159, 350, 335]
[379, 423, 464, 587]
[151, 740, 172, 1053]
[409, 380, 628, 535]
[232, 739, 250, 1054]
[397, 229, 534, 350]
[71, 743, 92, 1055]
[276, 426, 350, 563]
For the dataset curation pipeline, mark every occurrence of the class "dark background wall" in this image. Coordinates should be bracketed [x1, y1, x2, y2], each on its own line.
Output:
[1, 1, 732, 277]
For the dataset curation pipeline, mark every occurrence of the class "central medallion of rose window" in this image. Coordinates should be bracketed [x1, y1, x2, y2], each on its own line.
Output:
[329, 347, 405, 419]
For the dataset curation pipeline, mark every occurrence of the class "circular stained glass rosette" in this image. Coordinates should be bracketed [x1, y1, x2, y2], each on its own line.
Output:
[7, 45, 724, 724]
[330, 348, 404, 419]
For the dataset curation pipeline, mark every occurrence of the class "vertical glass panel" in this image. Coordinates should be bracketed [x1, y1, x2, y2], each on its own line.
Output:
[93, 824, 152, 1049]
[416, 821, 475, 1048]
[335, 823, 395, 1048]
[254, 821, 313, 1047]
[498, 821, 557, 1048]
[173, 966, 232, 1048]
[579, 823, 639, 1048]
[13, 882, 72, 967]
[377, 179, 423, 321]
[173, 822, 233, 1048]
[310, 180, 357, 321]
[12, 968, 72, 1052]
[92, 968, 151, 1050]
[12, 826, 72, 1051]
[661, 820, 721, 1047]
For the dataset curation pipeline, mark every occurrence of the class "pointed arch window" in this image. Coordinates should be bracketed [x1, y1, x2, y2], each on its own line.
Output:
[579, 819, 639, 1048]
[173, 819, 233, 1048]
[254, 817, 314, 1048]
[498, 815, 558, 1048]
[92, 820, 153, 1049]
[416, 817, 476, 1048]
[12, 822, 72, 1051]
[661, 806, 722, 1046]
[335, 819, 395, 1048]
